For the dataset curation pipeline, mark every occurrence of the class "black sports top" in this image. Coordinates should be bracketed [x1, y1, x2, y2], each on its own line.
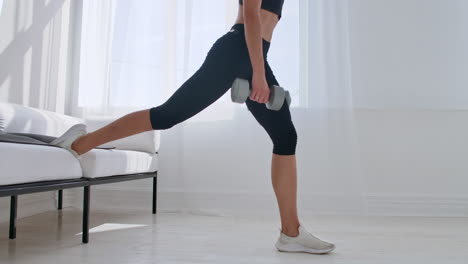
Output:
[239, 0, 284, 20]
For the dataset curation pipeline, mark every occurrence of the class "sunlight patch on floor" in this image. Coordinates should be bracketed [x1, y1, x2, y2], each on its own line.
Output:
[76, 223, 146, 235]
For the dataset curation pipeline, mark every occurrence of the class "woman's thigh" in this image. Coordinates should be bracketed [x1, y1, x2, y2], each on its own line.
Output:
[149, 31, 245, 129]
[245, 61, 297, 154]
[246, 61, 294, 126]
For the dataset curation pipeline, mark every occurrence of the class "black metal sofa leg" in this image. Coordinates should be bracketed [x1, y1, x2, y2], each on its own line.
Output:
[58, 190, 63, 210]
[82, 186, 90, 243]
[9, 195, 17, 239]
[152, 177, 157, 214]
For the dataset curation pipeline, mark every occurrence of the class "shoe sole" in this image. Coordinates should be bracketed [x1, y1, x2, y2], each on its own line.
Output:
[275, 241, 335, 254]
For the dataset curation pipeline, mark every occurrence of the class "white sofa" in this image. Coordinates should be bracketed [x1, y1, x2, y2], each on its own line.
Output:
[0, 102, 161, 243]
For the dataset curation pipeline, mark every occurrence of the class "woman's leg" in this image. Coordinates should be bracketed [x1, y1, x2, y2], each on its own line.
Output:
[272, 154, 300, 237]
[71, 109, 153, 155]
[245, 61, 300, 237]
[72, 30, 244, 155]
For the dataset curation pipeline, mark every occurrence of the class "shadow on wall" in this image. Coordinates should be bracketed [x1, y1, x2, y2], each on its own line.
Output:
[0, 0, 69, 111]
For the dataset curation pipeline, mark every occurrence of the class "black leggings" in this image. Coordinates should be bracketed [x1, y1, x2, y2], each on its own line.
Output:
[149, 24, 297, 155]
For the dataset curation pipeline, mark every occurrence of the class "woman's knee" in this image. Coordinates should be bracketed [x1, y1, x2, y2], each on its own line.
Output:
[149, 106, 178, 130]
[272, 125, 298, 155]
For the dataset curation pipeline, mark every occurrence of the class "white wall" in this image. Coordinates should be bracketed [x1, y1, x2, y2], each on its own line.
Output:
[349, 0, 468, 109]
[0, 0, 77, 223]
[0, 0, 75, 113]
[348, 0, 468, 206]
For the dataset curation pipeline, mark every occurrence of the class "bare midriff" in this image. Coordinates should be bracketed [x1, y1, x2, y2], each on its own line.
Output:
[234, 4, 280, 42]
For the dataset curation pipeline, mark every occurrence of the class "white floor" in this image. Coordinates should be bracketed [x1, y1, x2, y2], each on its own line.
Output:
[0, 209, 467, 264]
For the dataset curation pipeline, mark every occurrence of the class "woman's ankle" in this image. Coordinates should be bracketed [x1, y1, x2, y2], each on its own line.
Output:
[71, 134, 88, 155]
[281, 222, 300, 237]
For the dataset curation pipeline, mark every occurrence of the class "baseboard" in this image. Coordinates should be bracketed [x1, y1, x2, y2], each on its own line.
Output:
[3, 190, 467, 223]
[69, 189, 468, 217]
[365, 194, 468, 217]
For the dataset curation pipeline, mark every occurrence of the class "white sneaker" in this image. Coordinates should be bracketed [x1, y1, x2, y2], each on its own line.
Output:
[50, 124, 87, 159]
[275, 222, 335, 254]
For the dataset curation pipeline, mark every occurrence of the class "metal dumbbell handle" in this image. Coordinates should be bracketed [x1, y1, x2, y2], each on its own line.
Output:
[231, 78, 292, 110]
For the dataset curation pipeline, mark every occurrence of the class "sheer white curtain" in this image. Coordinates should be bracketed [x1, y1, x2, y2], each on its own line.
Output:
[307, 0, 353, 108]
[74, 0, 116, 116]
[306, 0, 365, 212]
[72, 0, 354, 114]
[73, 0, 233, 119]
[72, 0, 307, 118]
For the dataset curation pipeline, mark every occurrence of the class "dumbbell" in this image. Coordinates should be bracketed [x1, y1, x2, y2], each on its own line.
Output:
[230, 78, 291, 111]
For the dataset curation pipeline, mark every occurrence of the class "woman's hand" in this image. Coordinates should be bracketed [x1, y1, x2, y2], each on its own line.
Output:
[250, 73, 270, 104]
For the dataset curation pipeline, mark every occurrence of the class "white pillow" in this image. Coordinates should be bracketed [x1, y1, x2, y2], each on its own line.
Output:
[0, 103, 85, 136]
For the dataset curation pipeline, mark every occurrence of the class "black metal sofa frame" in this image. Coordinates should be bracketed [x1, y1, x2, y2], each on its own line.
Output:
[0, 171, 158, 243]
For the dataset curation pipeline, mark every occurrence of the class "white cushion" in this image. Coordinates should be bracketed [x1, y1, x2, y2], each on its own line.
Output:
[85, 117, 161, 154]
[79, 149, 158, 178]
[0, 143, 83, 186]
[0, 103, 85, 136]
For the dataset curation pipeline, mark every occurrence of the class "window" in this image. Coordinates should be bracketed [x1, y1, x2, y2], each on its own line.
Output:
[76, 0, 304, 116]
